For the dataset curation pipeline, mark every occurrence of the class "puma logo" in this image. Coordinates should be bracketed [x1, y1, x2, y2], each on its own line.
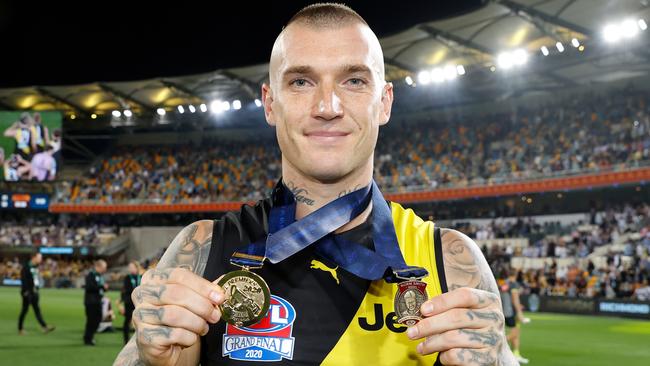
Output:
[310, 259, 339, 284]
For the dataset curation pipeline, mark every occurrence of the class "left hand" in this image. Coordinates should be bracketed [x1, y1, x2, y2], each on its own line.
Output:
[407, 287, 506, 365]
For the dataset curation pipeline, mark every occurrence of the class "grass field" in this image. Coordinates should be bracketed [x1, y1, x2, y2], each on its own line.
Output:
[1, 287, 649, 365]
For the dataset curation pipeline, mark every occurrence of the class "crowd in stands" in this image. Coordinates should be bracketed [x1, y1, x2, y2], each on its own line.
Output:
[58, 90, 650, 204]
[1, 257, 93, 288]
[0, 214, 120, 247]
[456, 203, 650, 300]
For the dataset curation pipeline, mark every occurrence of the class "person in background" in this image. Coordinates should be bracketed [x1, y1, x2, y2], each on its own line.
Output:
[30, 112, 50, 153]
[18, 251, 55, 335]
[500, 269, 529, 364]
[83, 259, 108, 345]
[3, 113, 35, 160]
[98, 295, 116, 333]
[120, 260, 142, 344]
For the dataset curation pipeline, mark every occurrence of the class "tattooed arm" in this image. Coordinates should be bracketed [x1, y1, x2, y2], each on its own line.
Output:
[406, 229, 518, 366]
[113, 220, 224, 366]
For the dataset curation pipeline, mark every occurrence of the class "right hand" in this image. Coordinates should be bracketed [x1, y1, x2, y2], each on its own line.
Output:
[132, 267, 225, 366]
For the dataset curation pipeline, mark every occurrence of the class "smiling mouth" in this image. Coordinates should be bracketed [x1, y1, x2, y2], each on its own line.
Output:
[305, 131, 349, 137]
[304, 131, 350, 144]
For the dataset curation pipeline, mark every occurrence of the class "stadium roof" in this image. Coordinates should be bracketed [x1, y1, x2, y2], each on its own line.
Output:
[1, 0, 649, 119]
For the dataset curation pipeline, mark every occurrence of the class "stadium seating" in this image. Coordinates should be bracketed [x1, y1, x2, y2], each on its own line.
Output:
[59, 90, 650, 204]
[454, 202, 650, 299]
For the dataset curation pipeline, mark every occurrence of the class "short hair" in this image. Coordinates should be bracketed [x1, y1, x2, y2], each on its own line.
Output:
[285, 3, 368, 29]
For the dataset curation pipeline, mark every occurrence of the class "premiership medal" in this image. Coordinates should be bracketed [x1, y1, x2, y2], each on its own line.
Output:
[217, 270, 270, 327]
[394, 279, 428, 326]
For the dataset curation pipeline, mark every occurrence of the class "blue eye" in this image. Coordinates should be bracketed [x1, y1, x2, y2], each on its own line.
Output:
[347, 78, 366, 86]
[291, 79, 308, 87]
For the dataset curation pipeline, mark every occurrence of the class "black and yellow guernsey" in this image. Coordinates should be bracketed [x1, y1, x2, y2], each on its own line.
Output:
[201, 197, 448, 365]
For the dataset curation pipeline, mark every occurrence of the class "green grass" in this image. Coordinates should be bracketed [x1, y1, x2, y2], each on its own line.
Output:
[1, 287, 126, 366]
[1, 287, 649, 365]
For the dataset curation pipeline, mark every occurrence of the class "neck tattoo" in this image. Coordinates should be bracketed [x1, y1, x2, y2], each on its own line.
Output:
[286, 181, 315, 206]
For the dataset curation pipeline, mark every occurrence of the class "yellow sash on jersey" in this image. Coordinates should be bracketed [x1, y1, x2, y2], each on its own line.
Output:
[16, 128, 30, 153]
[321, 202, 443, 365]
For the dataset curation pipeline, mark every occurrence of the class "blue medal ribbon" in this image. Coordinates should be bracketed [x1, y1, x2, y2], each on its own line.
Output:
[230, 179, 428, 283]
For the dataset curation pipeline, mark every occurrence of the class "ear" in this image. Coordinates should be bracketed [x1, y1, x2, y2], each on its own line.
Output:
[378, 82, 393, 126]
[262, 83, 276, 126]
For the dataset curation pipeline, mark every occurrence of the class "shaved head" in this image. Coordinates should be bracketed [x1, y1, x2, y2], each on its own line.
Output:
[269, 3, 385, 88]
[286, 3, 367, 29]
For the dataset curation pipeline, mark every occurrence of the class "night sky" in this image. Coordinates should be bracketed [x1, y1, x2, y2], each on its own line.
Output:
[0, 0, 484, 88]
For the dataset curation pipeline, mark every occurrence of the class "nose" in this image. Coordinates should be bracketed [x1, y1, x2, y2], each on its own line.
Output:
[312, 82, 343, 121]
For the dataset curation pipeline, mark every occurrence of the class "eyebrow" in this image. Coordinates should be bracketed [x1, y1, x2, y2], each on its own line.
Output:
[281, 64, 373, 79]
[282, 65, 314, 78]
[341, 64, 372, 75]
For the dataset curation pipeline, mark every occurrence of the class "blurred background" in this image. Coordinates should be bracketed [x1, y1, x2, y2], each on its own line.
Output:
[0, 1, 649, 365]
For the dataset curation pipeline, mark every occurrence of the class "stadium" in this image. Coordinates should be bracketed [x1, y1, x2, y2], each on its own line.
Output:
[1, 0, 649, 365]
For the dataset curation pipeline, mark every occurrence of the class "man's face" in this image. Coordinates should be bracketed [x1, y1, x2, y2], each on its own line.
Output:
[264, 23, 393, 182]
[32, 253, 42, 265]
[405, 291, 417, 311]
[97, 262, 107, 274]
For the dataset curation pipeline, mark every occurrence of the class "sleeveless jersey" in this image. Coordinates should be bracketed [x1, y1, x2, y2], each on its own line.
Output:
[31, 124, 46, 149]
[201, 198, 448, 365]
[15, 127, 31, 155]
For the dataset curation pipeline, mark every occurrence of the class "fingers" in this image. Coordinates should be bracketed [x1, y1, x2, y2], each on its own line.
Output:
[407, 308, 504, 340]
[142, 267, 224, 304]
[420, 287, 500, 317]
[133, 283, 221, 323]
[437, 347, 498, 365]
[133, 305, 210, 336]
[136, 325, 199, 348]
[416, 328, 503, 355]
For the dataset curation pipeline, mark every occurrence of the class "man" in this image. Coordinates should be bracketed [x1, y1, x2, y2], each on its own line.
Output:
[121, 261, 142, 344]
[84, 259, 108, 345]
[29, 144, 57, 181]
[18, 252, 55, 335]
[499, 270, 528, 364]
[4, 153, 30, 181]
[115, 4, 515, 365]
[3, 113, 34, 161]
[30, 112, 50, 153]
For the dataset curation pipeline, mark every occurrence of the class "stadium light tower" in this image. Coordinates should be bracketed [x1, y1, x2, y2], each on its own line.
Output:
[112, 110, 121, 118]
[232, 100, 242, 110]
[603, 18, 646, 43]
[254, 99, 263, 107]
[156, 108, 166, 116]
[177, 105, 185, 114]
[417, 70, 431, 85]
[497, 49, 527, 70]
[123, 110, 133, 118]
[540, 46, 549, 56]
[210, 100, 222, 113]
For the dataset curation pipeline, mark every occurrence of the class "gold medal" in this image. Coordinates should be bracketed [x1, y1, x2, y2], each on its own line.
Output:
[217, 270, 271, 327]
[394, 280, 428, 326]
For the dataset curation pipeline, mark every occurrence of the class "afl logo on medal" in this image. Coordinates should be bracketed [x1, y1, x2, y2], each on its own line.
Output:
[222, 295, 297, 362]
[394, 280, 428, 326]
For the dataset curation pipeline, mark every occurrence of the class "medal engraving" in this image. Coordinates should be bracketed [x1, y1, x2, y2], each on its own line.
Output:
[394, 280, 428, 326]
[217, 270, 271, 327]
